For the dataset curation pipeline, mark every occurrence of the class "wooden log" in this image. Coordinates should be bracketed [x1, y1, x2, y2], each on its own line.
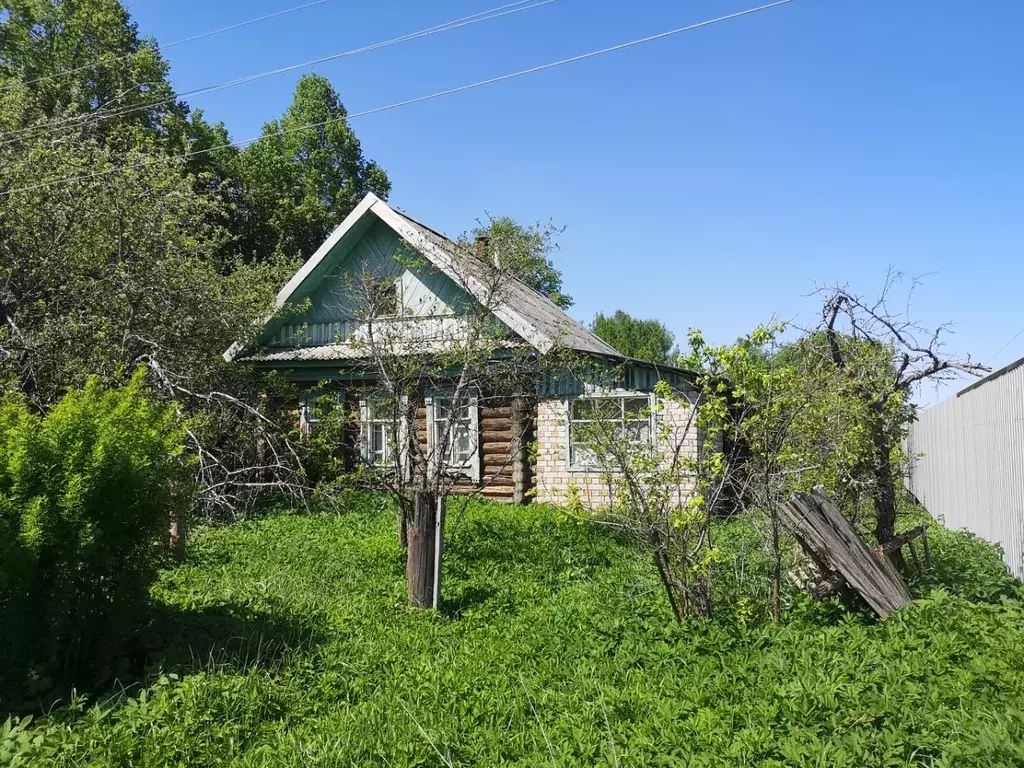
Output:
[779, 489, 913, 618]
[481, 405, 514, 418]
[480, 430, 514, 442]
[481, 441, 513, 454]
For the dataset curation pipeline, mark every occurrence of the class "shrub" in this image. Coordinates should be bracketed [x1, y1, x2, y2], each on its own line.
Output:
[0, 370, 191, 696]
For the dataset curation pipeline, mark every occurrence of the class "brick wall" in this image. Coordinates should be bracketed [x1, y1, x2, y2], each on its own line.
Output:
[533, 394, 700, 509]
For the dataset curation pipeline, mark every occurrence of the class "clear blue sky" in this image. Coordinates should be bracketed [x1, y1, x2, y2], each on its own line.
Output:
[125, 0, 1024, 404]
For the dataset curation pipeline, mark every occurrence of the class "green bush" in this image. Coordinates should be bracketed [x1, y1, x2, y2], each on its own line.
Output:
[0, 370, 191, 695]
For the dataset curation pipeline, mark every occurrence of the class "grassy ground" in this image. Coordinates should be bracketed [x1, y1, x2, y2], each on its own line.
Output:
[7, 496, 1024, 767]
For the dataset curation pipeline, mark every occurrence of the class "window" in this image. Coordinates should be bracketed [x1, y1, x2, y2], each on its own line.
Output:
[568, 394, 654, 468]
[360, 398, 403, 467]
[368, 276, 399, 316]
[299, 391, 344, 439]
[429, 393, 479, 479]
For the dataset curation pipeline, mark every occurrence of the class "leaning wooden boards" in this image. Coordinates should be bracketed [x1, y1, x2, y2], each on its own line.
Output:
[779, 489, 913, 618]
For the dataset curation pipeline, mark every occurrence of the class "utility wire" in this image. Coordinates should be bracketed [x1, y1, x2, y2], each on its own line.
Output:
[991, 327, 1024, 364]
[0, 0, 549, 146]
[0, 0, 337, 94]
[0, 0, 795, 199]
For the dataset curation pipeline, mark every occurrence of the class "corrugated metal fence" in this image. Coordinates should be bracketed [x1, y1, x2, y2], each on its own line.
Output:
[906, 358, 1024, 578]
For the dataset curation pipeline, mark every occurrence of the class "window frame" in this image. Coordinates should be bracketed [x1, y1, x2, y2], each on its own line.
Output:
[426, 390, 481, 482]
[298, 390, 345, 440]
[566, 392, 657, 471]
[368, 274, 402, 318]
[358, 394, 409, 474]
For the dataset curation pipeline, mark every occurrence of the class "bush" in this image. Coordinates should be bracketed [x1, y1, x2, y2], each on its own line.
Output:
[0, 370, 191, 697]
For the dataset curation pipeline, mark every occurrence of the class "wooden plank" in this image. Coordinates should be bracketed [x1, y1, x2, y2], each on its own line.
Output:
[779, 489, 913, 618]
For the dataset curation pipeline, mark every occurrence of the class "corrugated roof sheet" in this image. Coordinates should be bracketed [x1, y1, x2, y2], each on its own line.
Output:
[230, 193, 637, 366]
[387, 207, 623, 359]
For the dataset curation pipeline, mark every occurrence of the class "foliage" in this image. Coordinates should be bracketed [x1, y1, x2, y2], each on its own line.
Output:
[471, 216, 573, 308]
[0, 370, 191, 695]
[236, 74, 391, 263]
[815, 278, 987, 547]
[0, 126, 288, 405]
[5, 498, 1024, 766]
[591, 309, 677, 364]
[0, 0, 179, 140]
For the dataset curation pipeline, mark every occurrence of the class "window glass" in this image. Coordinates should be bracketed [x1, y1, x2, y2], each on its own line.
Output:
[433, 395, 477, 472]
[569, 395, 653, 467]
[361, 398, 400, 466]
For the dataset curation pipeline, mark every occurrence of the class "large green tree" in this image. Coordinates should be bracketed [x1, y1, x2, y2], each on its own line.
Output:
[472, 216, 573, 309]
[236, 74, 391, 263]
[591, 309, 676, 364]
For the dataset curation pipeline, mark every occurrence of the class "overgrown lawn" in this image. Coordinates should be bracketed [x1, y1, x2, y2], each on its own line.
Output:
[7, 497, 1024, 767]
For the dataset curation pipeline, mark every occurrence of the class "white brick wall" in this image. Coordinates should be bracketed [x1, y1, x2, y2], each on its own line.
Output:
[533, 394, 700, 509]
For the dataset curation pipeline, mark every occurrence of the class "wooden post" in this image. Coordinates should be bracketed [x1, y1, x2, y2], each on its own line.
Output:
[406, 491, 442, 609]
[511, 396, 529, 505]
[432, 495, 446, 610]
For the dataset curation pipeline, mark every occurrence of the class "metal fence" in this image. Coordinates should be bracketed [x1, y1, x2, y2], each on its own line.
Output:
[905, 358, 1024, 578]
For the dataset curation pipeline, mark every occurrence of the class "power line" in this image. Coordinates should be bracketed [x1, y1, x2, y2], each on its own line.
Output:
[0, 0, 551, 146]
[992, 327, 1024, 363]
[0, 0, 336, 94]
[0, 0, 795, 199]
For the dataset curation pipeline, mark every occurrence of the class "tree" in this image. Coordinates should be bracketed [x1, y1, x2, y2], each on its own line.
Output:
[0, 125, 301, 518]
[311, 227, 558, 609]
[471, 216, 573, 308]
[236, 74, 391, 263]
[591, 309, 676, 364]
[563, 359, 728, 621]
[0, 0, 180, 140]
[815, 273, 987, 551]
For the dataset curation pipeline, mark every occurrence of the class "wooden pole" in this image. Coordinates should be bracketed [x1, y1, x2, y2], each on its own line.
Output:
[432, 495, 446, 610]
[406, 490, 438, 609]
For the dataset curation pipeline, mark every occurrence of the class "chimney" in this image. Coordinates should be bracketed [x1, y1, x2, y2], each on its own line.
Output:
[475, 234, 499, 268]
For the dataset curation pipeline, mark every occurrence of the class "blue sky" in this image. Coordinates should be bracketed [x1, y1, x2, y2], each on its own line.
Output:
[125, 0, 1024, 404]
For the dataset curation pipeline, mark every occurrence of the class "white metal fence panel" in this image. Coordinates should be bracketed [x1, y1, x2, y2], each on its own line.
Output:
[906, 360, 1024, 579]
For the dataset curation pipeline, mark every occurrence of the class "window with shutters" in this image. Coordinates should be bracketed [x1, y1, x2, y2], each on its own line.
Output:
[428, 392, 480, 481]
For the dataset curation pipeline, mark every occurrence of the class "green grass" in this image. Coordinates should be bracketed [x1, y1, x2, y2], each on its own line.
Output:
[7, 496, 1024, 767]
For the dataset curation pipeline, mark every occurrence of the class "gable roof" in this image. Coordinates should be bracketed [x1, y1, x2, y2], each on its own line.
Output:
[226, 193, 622, 363]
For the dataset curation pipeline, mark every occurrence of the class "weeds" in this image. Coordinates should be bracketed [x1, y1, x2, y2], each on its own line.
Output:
[5, 498, 1023, 767]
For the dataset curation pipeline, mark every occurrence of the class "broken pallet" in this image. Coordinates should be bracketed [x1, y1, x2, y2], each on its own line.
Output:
[779, 489, 913, 618]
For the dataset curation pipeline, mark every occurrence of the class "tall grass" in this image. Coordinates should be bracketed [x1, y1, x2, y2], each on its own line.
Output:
[5, 496, 1024, 767]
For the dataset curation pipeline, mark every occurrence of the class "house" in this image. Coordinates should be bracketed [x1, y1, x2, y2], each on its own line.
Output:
[906, 356, 1024, 578]
[226, 193, 700, 508]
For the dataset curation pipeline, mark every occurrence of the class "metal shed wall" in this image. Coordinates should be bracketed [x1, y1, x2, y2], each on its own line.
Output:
[906, 359, 1024, 578]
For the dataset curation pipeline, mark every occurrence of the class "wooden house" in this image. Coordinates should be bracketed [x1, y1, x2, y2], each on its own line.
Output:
[226, 193, 700, 508]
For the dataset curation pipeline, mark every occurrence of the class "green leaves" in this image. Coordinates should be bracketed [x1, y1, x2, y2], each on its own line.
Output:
[0, 370, 191, 690]
[235, 74, 392, 264]
[591, 310, 676, 364]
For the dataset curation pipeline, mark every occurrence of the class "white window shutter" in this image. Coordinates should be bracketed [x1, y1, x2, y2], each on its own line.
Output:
[469, 392, 481, 483]
[298, 392, 311, 440]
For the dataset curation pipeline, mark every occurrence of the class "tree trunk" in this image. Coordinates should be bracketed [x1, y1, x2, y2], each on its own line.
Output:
[871, 426, 904, 568]
[406, 491, 444, 609]
[652, 548, 684, 622]
[398, 496, 411, 549]
[771, 506, 782, 623]
[169, 510, 187, 562]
